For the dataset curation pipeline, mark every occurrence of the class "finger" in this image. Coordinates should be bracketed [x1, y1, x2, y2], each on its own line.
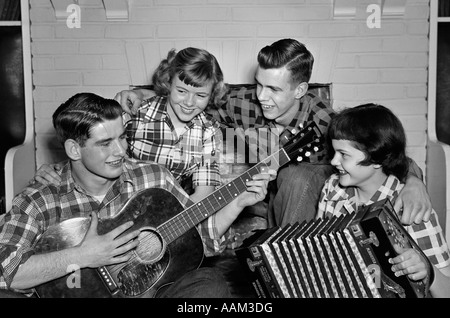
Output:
[114, 238, 140, 256]
[132, 99, 141, 115]
[107, 220, 135, 240]
[109, 253, 134, 265]
[113, 230, 140, 248]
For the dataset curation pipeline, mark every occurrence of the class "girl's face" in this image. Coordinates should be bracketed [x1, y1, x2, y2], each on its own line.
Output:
[167, 76, 213, 124]
[330, 139, 383, 189]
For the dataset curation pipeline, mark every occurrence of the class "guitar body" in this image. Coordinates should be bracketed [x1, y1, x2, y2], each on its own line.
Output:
[34, 188, 204, 298]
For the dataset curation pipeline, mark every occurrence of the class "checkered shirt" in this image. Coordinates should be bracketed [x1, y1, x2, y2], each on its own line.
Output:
[123, 95, 222, 188]
[317, 174, 450, 268]
[0, 158, 230, 290]
[208, 84, 336, 164]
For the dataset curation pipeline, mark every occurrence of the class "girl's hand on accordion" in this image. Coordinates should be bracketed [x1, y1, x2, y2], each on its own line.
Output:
[389, 244, 428, 281]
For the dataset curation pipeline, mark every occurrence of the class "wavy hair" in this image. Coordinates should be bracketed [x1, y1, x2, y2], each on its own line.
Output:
[151, 47, 228, 108]
[53, 92, 123, 147]
[257, 38, 314, 86]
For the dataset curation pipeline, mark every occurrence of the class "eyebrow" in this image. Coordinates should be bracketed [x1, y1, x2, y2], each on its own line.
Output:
[254, 77, 281, 91]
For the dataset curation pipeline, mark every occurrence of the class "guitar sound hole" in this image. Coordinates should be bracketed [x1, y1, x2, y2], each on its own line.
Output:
[134, 228, 165, 264]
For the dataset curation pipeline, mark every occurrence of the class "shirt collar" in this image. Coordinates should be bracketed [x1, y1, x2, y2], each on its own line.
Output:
[324, 174, 402, 214]
[58, 159, 135, 197]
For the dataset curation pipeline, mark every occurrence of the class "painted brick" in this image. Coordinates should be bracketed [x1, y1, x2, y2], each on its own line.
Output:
[257, 24, 308, 38]
[106, 25, 156, 39]
[356, 85, 406, 100]
[383, 37, 428, 52]
[79, 41, 124, 54]
[359, 54, 407, 68]
[380, 69, 428, 83]
[332, 69, 378, 84]
[340, 39, 383, 52]
[32, 57, 54, 71]
[102, 55, 128, 70]
[283, 6, 331, 20]
[309, 23, 358, 37]
[182, 7, 230, 21]
[34, 71, 81, 86]
[207, 24, 256, 38]
[32, 41, 79, 55]
[232, 7, 283, 21]
[55, 25, 105, 39]
[82, 70, 130, 86]
[54, 55, 102, 70]
[31, 25, 55, 39]
[158, 24, 204, 38]
[358, 22, 405, 36]
[131, 8, 179, 22]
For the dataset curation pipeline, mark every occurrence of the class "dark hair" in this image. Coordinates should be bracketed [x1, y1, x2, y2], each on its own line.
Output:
[326, 103, 409, 181]
[53, 92, 123, 147]
[151, 47, 228, 107]
[257, 38, 314, 85]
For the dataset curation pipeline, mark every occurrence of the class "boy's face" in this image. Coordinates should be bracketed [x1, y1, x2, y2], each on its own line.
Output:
[254, 65, 303, 127]
[78, 117, 128, 181]
[330, 139, 382, 189]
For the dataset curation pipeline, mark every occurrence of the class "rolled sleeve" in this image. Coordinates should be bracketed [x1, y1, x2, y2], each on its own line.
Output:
[197, 215, 235, 257]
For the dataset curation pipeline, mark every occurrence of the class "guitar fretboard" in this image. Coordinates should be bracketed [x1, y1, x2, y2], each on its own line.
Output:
[159, 149, 289, 244]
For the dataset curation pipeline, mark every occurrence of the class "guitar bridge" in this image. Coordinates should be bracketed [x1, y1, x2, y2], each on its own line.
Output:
[97, 266, 120, 295]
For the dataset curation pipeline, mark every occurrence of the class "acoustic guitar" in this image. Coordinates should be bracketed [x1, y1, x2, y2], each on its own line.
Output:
[34, 122, 323, 298]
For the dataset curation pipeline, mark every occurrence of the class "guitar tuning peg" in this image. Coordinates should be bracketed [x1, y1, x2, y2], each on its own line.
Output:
[314, 146, 319, 152]
[299, 123, 304, 129]
[305, 151, 311, 157]
[297, 156, 303, 162]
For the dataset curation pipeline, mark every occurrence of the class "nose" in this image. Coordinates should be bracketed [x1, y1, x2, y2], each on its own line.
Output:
[257, 86, 269, 102]
[184, 93, 195, 106]
[113, 139, 127, 156]
[330, 153, 339, 167]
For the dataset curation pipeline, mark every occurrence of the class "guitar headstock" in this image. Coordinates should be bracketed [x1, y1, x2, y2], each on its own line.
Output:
[283, 121, 324, 163]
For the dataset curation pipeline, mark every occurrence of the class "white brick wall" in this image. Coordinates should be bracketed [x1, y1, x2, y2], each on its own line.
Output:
[29, 0, 431, 175]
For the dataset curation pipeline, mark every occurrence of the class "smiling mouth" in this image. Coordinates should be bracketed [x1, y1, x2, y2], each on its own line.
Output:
[180, 106, 195, 114]
[261, 104, 274, 110]
[108, 159, 123, 166]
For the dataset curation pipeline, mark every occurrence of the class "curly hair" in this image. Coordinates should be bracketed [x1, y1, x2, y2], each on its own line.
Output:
[151, 47, 228, 108]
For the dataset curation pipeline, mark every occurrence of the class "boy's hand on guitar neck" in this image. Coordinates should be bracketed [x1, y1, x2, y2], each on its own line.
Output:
[236, 169, 277, 209]
[76, 212, 141, 269]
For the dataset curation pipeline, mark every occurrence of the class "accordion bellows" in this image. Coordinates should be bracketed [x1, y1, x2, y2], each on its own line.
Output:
[236, 199, 431, 298]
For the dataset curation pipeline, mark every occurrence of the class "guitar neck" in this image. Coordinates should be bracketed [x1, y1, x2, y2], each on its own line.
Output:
[159, 149, 290, 244]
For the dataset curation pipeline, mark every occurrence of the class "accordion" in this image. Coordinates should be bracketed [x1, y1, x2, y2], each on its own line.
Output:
[236, 199, 431, 298]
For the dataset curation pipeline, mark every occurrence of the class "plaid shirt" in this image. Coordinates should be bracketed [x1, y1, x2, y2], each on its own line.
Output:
[0, 158, 230, 290]
[123, 95, 222, 188]
[208, 84, 335, 164]
[317, 174, 450, 268]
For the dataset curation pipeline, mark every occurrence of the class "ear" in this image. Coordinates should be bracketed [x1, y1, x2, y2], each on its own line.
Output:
[64, 139, 81, 160]
[294, 82, 308, 99]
